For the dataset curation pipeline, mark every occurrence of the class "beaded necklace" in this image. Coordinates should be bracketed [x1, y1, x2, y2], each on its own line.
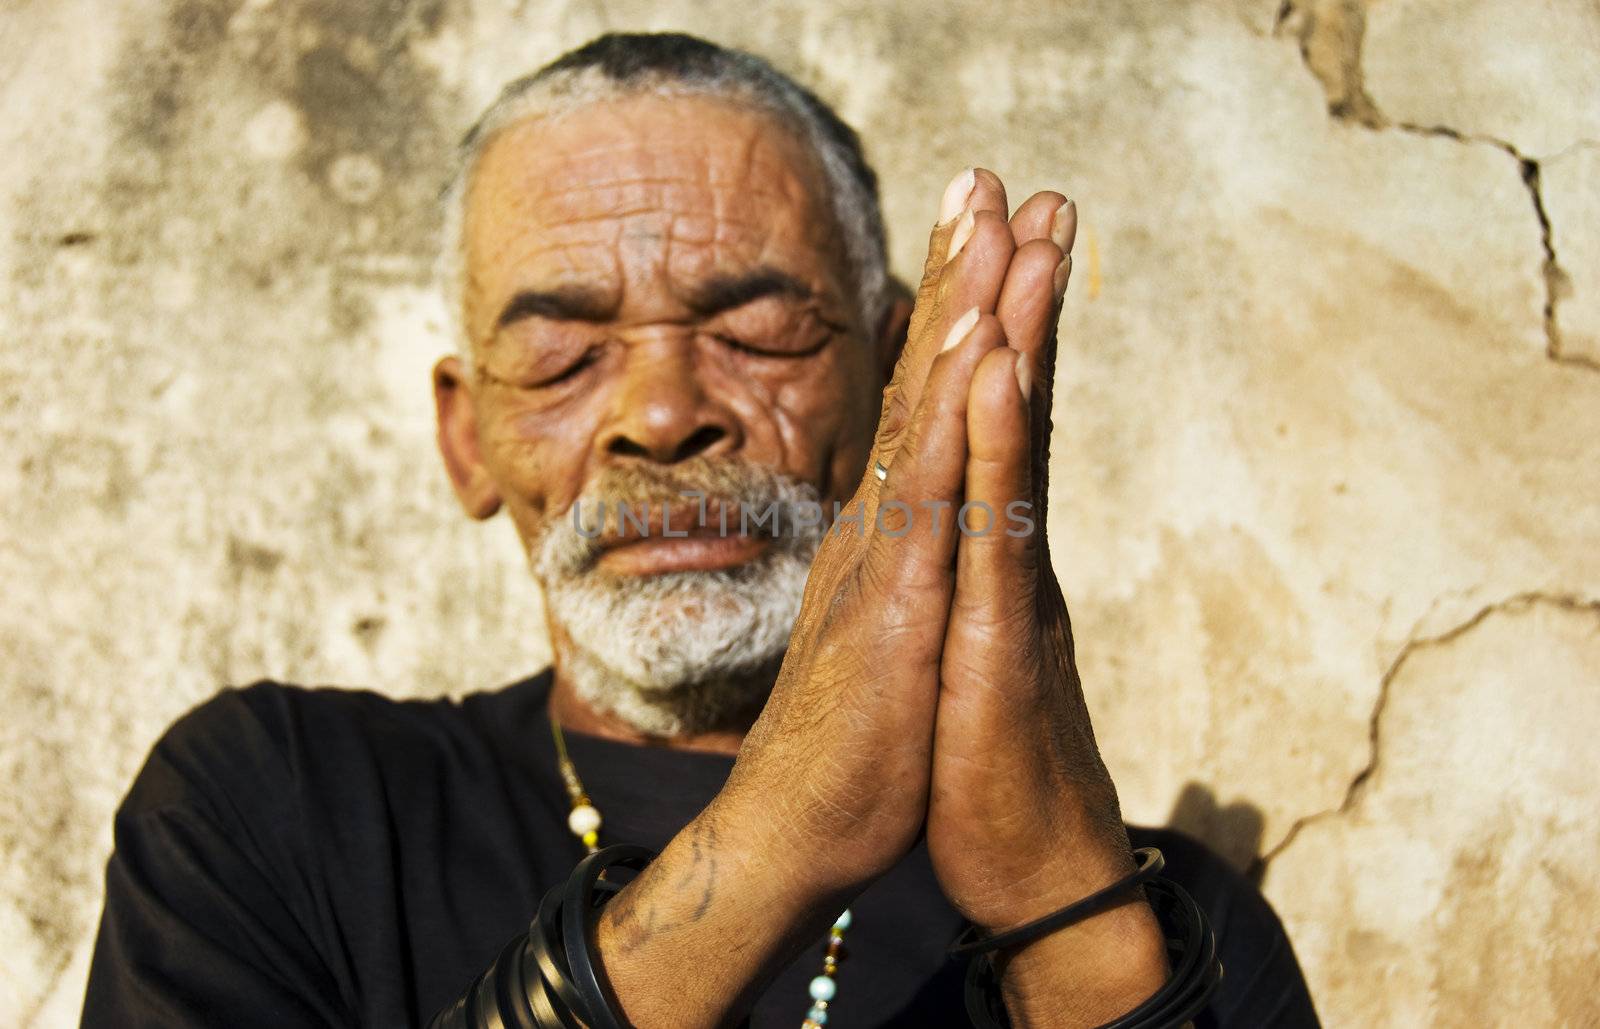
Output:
[551, 714, 853, 1028]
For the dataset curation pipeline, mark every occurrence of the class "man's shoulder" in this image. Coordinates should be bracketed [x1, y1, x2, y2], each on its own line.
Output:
[122, 674, 551, 821]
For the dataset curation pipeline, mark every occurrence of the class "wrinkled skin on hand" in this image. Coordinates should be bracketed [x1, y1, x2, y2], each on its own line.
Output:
[731, 169, 1168, 1025]
[732, 168, 1135, 918]
[726, 170, 1031, 897]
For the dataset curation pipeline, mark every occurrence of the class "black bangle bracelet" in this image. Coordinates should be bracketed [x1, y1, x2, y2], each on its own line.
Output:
[432, 842, 1211, 1029]
[949, 847, 1166, 958]
[1098, 879, 1223, 1029]
[427, 844, 659, 1029]
[526, 880, 588, 1027]
[497, 929, 542, 1029]
[962, 874, 1224, 1029]
[561, 844, 655, 1029]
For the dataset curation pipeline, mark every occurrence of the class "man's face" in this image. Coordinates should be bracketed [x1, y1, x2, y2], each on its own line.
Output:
[453, 92, 885, 574]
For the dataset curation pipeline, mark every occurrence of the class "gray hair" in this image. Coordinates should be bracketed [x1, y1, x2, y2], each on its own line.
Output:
[438, 32, 891, 370]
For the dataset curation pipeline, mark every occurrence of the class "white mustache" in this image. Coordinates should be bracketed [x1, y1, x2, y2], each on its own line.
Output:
[533, 458, 821, 578]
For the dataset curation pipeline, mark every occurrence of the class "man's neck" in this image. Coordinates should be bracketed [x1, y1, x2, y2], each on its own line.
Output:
[546, 661, 762, 756]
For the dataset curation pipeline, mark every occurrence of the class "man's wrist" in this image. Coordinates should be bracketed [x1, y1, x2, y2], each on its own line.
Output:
[593, 798, 851, 1028]
[700, 787, 858, 913]
[995, 897, 1170, 1028]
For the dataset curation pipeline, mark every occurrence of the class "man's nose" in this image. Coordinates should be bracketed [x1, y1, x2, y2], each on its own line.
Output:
[598, 342, 741, 464]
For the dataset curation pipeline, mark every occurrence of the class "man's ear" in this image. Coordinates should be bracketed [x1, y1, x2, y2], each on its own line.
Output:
[433, 356, 503, 520]
[874, 277, 916, 383]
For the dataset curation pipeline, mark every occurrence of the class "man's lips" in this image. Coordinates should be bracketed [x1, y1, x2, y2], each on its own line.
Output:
[596, 533, 771, 575]
[589, 500, 773, 575]
[590, 500, 756, 544]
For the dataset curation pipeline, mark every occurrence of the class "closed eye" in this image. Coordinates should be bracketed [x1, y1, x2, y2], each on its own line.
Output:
[534, 346, 601, 388]
[710, 332, 830, 358]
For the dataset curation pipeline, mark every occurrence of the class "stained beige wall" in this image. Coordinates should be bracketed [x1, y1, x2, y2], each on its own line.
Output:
[2, 0, 1596, 1025]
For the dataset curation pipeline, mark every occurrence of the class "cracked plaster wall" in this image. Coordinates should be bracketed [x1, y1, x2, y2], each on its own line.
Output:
[1, 0, 1596, 1024]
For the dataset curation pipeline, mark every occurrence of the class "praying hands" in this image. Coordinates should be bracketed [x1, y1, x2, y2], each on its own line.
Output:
[594, 170, 1170, 1028]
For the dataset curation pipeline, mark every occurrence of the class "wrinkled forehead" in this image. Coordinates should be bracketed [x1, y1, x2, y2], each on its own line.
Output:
[461, 92, 844, 329]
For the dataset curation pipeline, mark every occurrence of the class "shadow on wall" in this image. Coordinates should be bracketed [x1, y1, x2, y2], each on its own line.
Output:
[1164, 782, 1265, 881]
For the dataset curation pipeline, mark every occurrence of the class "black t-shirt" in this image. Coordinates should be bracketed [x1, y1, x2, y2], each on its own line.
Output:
[82, 673, 1318, 1027]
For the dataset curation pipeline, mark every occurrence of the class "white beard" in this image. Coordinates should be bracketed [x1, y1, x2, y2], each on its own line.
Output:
[530, 459, 825, 737]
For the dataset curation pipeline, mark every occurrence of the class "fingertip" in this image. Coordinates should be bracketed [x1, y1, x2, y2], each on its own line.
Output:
[940, 306, 981, 352]
[1010, 191, 1068, 244]
[1050, 198, 1078, 254]
[969, 168, 1010, 217]
[936, 167, 977, 225]
[942, 208, 1016, 275]
[922, 312, 1005, 411]
[968, 346, 1027, 451]
[967, 312, 1008, 354]
[963, 347, 1034, 551]
[972, 207, 1013, 234]
[930, 311, 1005, 381]
[973, 344, 1022, 394]
[1012, 236, 1067, 273]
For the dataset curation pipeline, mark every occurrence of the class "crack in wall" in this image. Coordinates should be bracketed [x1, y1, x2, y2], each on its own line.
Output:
[1275, 0, 1385, 127]
[1391, 122, 1588, 371]
[1273, 0, 1592, 373]
[1252, 592, 1600, 879]
[1515, 150, 1578, 368]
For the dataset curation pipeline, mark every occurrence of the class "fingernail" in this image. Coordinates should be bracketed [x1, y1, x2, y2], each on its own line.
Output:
[1015, 355, 1033, 402]
[938, 167, 976, 224]
[1050, 199, 1077, 254]
[946, 210, 976, 263]
[941, 307, 980, 352]
[1053, 254, 1073, 296]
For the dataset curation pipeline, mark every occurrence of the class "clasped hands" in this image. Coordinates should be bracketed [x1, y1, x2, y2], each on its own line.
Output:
[598, 171, 1169, 1028]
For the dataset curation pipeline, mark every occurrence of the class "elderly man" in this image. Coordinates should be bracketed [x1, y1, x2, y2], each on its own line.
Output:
[83, 33, 1316, 1029]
